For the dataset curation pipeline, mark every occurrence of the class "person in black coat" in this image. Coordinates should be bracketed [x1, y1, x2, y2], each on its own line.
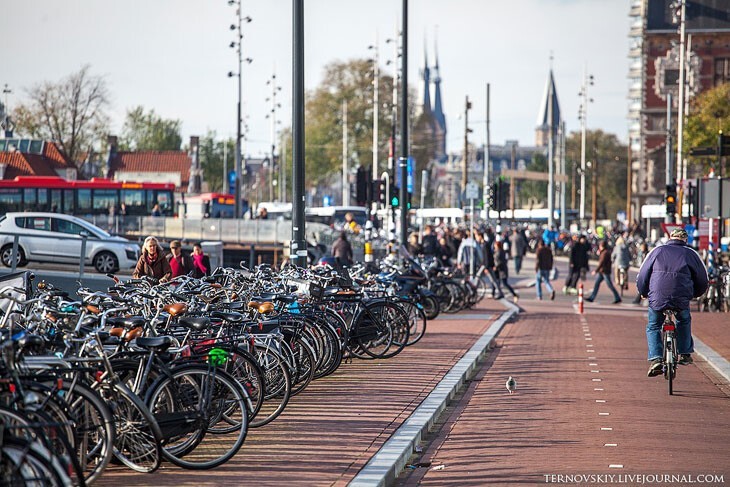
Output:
[564, 235, 590, 293]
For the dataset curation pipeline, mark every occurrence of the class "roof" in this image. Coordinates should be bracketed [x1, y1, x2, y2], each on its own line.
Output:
[536, 69, 561, 129]
[0, 141, 73, 179]
[108, 151, 191, 191]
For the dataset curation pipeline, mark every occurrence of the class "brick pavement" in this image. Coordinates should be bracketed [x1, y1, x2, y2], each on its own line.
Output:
[97, 300, 504, 486]
[401, 283, 730, 486]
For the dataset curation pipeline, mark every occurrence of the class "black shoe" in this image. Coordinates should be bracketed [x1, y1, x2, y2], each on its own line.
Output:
[647, 359, 663, 377]
[585, 297, 594, 303]
[495, 294, 505, 300]
[550, 290, 555, 301]
[612, 298, 622, 304]
[632, 297, 641, 305]
[678, 354, 694, 365]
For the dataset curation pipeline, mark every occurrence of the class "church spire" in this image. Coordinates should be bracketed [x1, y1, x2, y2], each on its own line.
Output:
[431, 29, 447, 161]
[418, 34, 432, 117]
[535, 67, 561, 147]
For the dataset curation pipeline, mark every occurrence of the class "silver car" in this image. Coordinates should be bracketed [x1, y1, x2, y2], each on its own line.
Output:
[0, 212, 140, 273]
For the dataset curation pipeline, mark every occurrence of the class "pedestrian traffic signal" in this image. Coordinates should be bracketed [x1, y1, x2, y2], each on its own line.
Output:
[373, 179, 386, 206]
[391, 185, 400, 208]
[666, 183, 677, 216]
[499, 181, 510, 212]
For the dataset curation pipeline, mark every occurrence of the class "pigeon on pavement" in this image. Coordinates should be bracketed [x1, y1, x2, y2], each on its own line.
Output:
[506, 376, 516, 394]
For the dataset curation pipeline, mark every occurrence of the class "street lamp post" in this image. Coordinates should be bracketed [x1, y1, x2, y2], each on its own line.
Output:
[266, 72, 282, 201]
[399, 0, 409, 246]
[578, 67, 594, 228]
[227, 0, 252, 219]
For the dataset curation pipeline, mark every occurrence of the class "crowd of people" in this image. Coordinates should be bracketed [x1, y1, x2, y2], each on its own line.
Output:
[133, 236, 211, 282]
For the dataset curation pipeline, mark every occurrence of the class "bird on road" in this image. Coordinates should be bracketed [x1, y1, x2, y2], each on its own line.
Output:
[506, 376, 516, 394]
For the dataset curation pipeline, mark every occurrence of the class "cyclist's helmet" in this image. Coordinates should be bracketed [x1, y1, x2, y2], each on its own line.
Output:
[670, 228, 688, 240]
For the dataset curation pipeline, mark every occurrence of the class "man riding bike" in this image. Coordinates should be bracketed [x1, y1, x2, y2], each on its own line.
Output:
[636, 228, 708, 377]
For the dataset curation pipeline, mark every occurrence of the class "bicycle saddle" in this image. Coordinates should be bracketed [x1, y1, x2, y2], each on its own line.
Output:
[135, 335, 173, 351]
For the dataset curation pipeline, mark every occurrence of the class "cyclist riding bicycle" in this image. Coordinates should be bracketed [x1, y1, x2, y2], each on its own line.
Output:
[636, 228, 708, 377]
[612, 235, 631, 289]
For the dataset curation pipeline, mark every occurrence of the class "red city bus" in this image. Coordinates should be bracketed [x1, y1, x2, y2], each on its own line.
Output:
[0, 176, 175, 216]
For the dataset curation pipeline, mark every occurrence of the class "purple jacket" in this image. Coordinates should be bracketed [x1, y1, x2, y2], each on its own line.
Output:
[636, 239, 708, 311]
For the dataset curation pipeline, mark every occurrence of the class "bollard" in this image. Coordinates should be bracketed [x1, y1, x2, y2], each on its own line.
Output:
[578, 282, 584, 314]
[364, 241, 373, 263]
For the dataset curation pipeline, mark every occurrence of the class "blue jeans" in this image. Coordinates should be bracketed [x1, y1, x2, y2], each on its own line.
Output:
[646, 308, 693, 361]
[535, 270, 554, 299]
[588, 273, 620, 301]
[514, 256, 523, 274]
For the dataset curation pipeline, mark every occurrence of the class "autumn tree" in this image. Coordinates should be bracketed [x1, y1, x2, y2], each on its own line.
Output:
[13, 65, 110, 165]
[120, 106, 182, 151]
[684, 82, 730, 175]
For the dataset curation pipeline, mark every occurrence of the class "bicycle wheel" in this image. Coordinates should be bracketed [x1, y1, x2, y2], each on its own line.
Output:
[249, 343, 292, 428]
[146, 365, 248, 470]
[400, 300, 427, 346]
[0, 435, 71, 487]
[663, 332, 676, 395]
[98, 382, 162, 473]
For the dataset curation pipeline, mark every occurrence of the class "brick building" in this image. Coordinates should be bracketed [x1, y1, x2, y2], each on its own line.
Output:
[629, 0, 730, 216]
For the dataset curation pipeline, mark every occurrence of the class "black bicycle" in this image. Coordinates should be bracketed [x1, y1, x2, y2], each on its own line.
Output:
[662, 310, 679, 395]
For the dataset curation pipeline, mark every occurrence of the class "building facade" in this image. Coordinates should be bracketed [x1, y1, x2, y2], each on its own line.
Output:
[630, 0, 730, 216]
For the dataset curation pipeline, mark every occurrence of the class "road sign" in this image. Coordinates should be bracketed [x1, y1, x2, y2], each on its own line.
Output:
[465, 181, 480, 200]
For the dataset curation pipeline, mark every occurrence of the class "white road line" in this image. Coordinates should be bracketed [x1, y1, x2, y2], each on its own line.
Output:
[604, 444, 618, 447]
[591, 370, 600, 373]
[609, 465, 624, 469]
[594, 388, 604, 391]
[596, 400, 606, 403]
[601, 427, 613, 431]
[589, 363, 598, 366]
[592, 379, 602, 382]
[599, 412, 610, 416]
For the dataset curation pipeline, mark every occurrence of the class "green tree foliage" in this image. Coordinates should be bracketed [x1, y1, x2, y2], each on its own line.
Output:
[13, 65, 110, 165]
[198, 131, 235, 193]
[120, 106, 182, 151]
[684, 82, 730, 174]
[302, 59, 399, 187]
[566, 129, 628, 221]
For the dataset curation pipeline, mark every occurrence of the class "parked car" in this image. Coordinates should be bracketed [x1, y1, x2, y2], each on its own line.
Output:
[0, 212, 140, 273]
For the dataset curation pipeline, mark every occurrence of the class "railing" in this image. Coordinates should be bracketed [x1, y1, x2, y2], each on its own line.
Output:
[77, 215, 332, 246]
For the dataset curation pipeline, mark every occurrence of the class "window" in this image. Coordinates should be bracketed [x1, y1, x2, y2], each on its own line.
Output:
[714, 58, 730, 86]
[37, 189, 48, 211]
[23, 189, 36, 209]
[52, 218, 86, 236]
[50, 190, 62, 213]
[77, 189, 92, 213]
[121, 189, 145, 215]
[16, 217, 51, 231]
[63, 190, 74, 214]
[155, 191, 173, 214]
[92, 189, 118, 214]
[0, 189, 22, 212]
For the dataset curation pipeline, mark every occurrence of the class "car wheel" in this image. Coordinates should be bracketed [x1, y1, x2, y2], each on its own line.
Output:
[94, 251, 118, 274]
[0, 245, 26, 267]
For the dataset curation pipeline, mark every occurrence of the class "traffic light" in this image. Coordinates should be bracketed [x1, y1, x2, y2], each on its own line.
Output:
[372, 179, 386, 206]
[500, 180, 510, 212]
[355, 166, 368, 206]
[666, 183, 677, 216]
[390, 185, 400, 208]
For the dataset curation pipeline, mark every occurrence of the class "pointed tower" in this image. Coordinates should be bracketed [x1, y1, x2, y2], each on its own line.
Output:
[535, 69, 561, 147]
[417, 37, 432, 117]
[432, 36, 447, 162]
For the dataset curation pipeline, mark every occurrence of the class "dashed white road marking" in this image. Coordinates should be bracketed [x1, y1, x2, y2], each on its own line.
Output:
[599, 412, 610, 416]
[601, 427, 613, 431]
[594, 388, 604, 391]
[591, 370, 600, 373]
[604, 443, 618, 447]
[592, 379, 602, 382]
[596, 400, 606, 403]
[609, 465, 624, 469]
[589, 363, 598, 366]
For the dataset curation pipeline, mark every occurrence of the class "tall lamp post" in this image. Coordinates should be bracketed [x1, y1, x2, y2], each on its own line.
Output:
[399, 0, 409, 246]
[266, 72, 282, 201]
[578, 68, 594, 228]
[228, 0, 252, 219]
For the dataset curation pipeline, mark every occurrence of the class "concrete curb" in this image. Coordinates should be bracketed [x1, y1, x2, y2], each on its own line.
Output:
[348, 299, 520, 487]
[694, 336, 730, 384]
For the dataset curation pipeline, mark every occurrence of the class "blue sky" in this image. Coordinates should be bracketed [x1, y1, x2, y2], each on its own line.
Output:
[3, 0, 630, 156]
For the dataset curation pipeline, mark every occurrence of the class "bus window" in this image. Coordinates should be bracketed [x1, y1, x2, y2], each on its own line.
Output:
[77, 189, 92, 214]
[155, 190, 173, 214]
[0, 189, 22, 213]
[63, 189, 74, 214]
[37, 189, 48, 211]
[92, 189, 118, 215]
[122, 189, 145, 215]
[23, 189, 36, 210]
[50, 190, 61, 213]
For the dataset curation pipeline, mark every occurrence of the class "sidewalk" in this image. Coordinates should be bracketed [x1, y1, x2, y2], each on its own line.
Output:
[98, 300, 505, 486]
[399, 274, 730, 485]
